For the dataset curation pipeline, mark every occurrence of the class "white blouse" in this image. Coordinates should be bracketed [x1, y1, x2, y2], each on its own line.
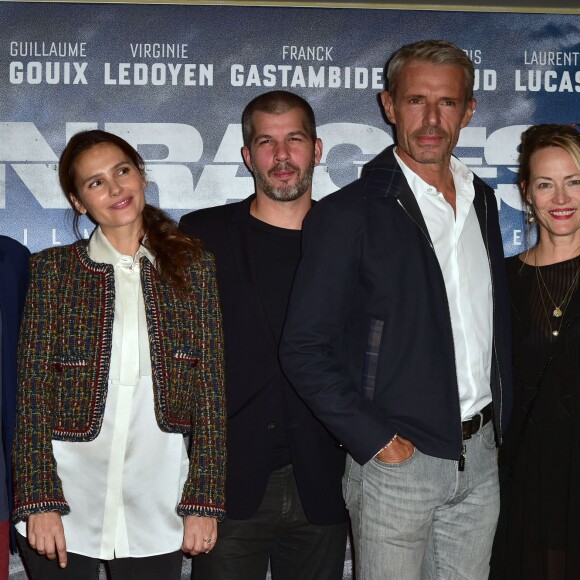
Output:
[18, 227, 189, 559]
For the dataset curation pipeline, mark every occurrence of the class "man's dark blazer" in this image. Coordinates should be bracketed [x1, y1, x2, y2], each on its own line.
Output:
[0, 236, 29, 547]
[179, 196, 347, 525]
[280, 146, 513, 466]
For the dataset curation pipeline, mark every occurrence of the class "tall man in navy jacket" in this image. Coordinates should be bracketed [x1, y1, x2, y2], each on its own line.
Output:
[0, 236, 29, 579]
[179, 90, 347, 580]
[280, 40, 512, 580]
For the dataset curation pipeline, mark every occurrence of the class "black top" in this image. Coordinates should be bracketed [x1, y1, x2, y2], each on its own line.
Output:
[492, 254, 580, 579]
[249, 216, 301, 470]
[249, 216, 302, 343]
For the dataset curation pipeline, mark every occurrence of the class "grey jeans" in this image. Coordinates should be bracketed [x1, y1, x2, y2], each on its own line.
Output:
[344, 421, 499, 580]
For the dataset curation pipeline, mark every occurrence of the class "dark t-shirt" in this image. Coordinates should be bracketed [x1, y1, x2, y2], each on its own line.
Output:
[249, 215, 301, 471]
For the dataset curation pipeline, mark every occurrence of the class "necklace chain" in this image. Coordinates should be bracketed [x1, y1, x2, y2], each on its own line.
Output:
[534, 254, 580, 337]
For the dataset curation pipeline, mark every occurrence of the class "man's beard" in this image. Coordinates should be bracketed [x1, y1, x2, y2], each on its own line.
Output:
[253, 160, 315, 202]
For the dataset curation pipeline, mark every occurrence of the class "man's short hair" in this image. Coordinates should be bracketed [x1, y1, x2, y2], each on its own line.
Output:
[386, 39, 475, 105]
[242, 90, 317, 147]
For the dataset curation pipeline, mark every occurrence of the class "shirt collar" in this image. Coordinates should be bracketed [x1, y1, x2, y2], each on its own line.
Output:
[393, 147, 474, 202]
[87, 226, 155, 267]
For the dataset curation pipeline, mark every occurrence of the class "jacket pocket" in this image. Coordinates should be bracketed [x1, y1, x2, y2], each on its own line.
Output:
[172, 350, 200, 366]
[52, 355, 88, 372]
[52, 354, 90, 432]
[164, 349, 201, 428]
[361, 318, 384, 401]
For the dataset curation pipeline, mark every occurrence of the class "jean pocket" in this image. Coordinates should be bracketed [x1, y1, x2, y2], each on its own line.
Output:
[370, 446, 418, 470]
[479, 423, 497, 450]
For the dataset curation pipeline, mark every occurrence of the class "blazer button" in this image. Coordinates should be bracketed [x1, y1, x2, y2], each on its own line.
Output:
[267, 421, 276, 430]
[191, 359, 199, 368]
[54, 363, 63, 372]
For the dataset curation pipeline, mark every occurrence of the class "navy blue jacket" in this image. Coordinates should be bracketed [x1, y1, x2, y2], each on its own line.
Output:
[0, 236, 29, 548]
[280, 146, 513, 465]
[179, 197, 347, 525]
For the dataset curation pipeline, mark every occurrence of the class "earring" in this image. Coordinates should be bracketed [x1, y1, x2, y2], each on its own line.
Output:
[526, 204, 536, 224]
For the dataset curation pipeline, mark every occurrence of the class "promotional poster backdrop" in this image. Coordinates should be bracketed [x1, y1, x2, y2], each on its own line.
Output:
[0, 3, 578, 258]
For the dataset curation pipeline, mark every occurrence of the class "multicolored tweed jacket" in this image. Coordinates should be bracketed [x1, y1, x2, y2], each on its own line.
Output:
[12, 240, 226, 523]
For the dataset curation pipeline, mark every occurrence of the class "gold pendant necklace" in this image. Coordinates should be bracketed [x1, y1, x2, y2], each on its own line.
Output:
[534, 254, 580, 337]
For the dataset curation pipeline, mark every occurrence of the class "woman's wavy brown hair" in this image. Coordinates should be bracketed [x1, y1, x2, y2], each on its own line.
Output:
[59, 129, 203, 291]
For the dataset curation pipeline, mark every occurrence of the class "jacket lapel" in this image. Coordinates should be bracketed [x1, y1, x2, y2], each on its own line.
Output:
[362, 146, 432, 244]
[396, 187, 432, 245]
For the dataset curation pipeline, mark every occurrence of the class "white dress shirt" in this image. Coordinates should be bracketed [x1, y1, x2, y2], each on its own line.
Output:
[394, 149, 493, 420]
[17, 227, 189, 558]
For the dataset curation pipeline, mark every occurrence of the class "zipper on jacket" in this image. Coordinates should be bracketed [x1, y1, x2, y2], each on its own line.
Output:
[481, 193, 504, 445]
[396, 199, 434, 250]
[397, 198, 464, 462]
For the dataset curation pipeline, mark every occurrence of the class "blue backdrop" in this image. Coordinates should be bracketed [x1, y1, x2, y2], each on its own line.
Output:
[0, 2, 579, 256]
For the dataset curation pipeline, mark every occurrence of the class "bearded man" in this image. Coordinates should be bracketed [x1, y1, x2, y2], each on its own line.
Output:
[179, 90, 348, 580]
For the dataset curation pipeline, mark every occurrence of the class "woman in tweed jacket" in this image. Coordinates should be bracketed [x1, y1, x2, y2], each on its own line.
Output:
[12, 130, 226, 579]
